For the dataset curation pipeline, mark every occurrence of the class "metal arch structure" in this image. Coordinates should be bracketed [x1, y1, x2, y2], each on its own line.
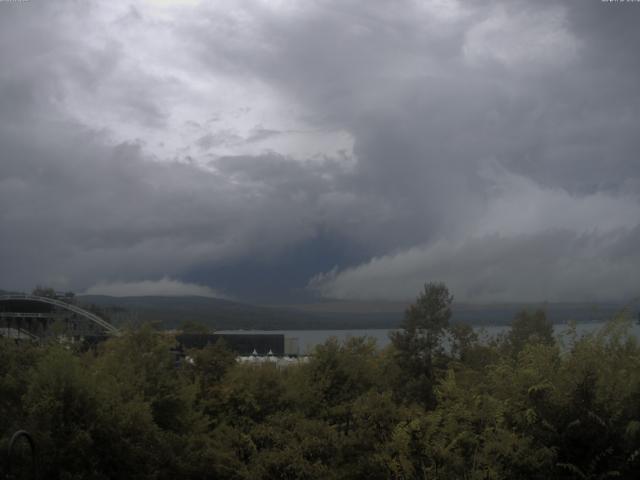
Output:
[0, 294, 119, 336]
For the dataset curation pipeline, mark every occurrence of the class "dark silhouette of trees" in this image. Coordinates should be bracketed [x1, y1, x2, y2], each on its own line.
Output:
[507, 309, 554, 354]
[390, 281, 453, 407]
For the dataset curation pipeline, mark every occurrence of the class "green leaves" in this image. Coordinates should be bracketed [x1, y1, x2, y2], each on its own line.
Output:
[390, 282, 454, 407]
[2, 298, 640, 479]
[506, 309, 555, 355]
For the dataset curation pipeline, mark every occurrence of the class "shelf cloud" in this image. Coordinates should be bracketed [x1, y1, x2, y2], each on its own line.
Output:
[1, 0, 639, 302]
[84, 277, 228, 298]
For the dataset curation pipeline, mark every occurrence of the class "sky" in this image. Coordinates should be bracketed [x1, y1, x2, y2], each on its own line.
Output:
[1, 0, 640, 303]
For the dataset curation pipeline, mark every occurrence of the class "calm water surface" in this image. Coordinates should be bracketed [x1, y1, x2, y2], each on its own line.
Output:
[219, 322, 640, 355]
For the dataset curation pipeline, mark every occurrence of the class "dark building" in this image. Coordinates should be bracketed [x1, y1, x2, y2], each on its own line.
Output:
[176, 333, 285, 356]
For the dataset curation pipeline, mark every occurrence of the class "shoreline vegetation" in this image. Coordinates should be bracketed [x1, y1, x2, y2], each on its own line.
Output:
[1, 283, 640, 479]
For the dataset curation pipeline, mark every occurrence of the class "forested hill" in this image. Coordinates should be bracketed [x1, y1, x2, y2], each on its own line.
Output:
[77, 294, 400, 330]
[76, 294, 626, 330]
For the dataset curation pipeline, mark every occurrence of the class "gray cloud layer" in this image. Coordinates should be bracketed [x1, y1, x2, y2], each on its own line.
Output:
[1, 0, 639, 301]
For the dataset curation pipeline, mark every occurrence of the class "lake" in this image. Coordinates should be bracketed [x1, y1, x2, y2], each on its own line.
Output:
[218, 321, 640, 355]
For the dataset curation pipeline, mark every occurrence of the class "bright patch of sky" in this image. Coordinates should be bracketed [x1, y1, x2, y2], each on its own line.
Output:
[58, 0, 354, 165]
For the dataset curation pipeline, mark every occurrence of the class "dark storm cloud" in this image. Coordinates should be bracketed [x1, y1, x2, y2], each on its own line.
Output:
[0, 117, 353, 290]
[0, 0, 360, 293]
[185, 0, 640, 298]
[1, 0, 639, 301]
[188, 0, 640, 196]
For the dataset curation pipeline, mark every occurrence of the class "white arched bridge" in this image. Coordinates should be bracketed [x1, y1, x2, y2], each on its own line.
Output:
[0, 294, 119, 339]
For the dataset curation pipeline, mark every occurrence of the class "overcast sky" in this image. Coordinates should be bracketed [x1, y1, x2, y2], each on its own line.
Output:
[1, 0, 639, 303]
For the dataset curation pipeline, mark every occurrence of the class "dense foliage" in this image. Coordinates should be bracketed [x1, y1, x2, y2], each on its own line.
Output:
[2, 284, 640, 479]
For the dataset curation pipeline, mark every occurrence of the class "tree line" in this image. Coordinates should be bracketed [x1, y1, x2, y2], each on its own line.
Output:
[1, 282, 639, 479]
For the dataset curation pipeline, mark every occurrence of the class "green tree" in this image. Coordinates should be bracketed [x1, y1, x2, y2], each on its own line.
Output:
[218, 363, 290, 428]
[507, 309, 554, 354]
[190, 338, 237, 421]
[448, 322, 478, 362]
[192, 338, 236, 384]
[390, 282, 453, 407]
[0, 339, 42, 459]
[248, 412, 340, 480]
[180, 320, 211, 334]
